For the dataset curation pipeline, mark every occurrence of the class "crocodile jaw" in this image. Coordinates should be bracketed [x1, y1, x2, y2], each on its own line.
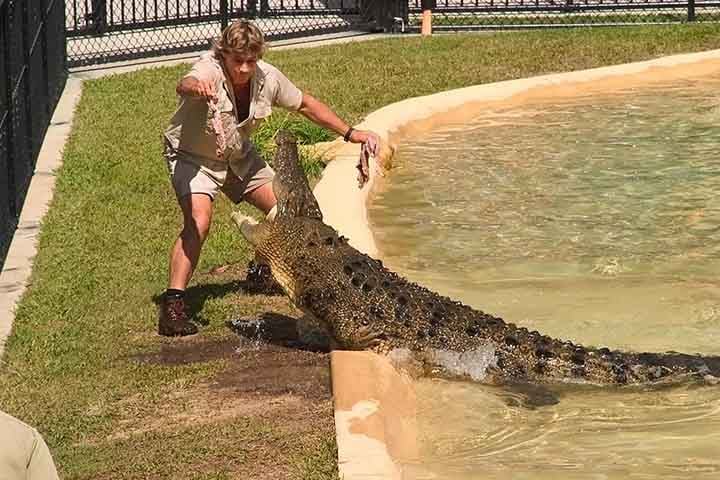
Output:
[231, 212, 302, 302]
[231, 212, 260, 246]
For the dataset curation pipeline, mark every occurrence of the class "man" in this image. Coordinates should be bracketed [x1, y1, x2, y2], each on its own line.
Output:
[0, 410, 60, 479]
[159, 19, 380, 336]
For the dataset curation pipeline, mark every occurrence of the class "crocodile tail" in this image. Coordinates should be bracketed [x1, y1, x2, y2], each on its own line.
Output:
[571, 347, 720, 385]
[494, 323, 720, 385]
[621, 351, 720, 383]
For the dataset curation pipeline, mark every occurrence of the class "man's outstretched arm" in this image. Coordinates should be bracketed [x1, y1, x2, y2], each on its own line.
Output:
[298, 93, 379, 146]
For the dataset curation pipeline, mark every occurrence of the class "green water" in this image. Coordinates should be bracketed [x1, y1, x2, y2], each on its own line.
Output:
[369, 79, 720, 478]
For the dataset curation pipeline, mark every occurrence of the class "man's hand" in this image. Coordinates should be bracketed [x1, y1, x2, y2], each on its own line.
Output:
[349, 129, 381, 188]
[176, 76, 217, 103]
[295, 92, 381, 187]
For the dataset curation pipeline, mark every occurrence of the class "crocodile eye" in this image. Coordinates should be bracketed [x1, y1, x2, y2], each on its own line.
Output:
[324, 236, 335, 246]
[351, 277, 362, 287]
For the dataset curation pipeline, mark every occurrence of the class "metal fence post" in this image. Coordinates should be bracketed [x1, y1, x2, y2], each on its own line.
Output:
[90, 0, 107, 35]
[21, 0, 33, 191]
[220, 0, 229, 30]
[688, 0, 696, 21]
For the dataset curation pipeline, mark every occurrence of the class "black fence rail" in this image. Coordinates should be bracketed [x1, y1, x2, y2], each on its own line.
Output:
[66, 0, 384, 67]
[1, 0, 67, 267]
[406, 0, 720, 29]
[66, 0, 720, 67]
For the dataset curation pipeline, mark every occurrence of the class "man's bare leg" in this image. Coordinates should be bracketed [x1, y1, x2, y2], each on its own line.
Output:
[244, 181, 276, 215]
[169, 193, 214, 289]
[159, 193, 213, 336]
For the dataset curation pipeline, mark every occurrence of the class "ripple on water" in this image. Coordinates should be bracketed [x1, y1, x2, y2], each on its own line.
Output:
[409, 379, 720, 480]
[370, 78, 720, 479]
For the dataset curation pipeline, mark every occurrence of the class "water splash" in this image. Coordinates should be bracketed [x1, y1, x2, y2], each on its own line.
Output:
[229, 318, 266, 350]
[426, 344, 498, 382]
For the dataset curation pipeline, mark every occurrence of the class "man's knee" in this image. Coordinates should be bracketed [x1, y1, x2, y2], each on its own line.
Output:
[180, 194, 213, 240]
[245, 181, 276, 214]
[183, 216, 211, 241]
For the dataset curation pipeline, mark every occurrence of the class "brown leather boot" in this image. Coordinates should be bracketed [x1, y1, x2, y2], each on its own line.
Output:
[158, 294, 198, 337]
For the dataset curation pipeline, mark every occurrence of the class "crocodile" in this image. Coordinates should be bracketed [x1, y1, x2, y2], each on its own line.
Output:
[232, 130, 720, 386]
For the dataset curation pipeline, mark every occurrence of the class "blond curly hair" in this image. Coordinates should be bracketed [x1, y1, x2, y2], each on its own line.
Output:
[212, 19, 267, 59]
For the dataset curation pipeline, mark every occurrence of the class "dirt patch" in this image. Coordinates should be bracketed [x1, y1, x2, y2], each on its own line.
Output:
[119, 264, 337, 479]
[116, 333, 336, 479]
[122, 337, 333, 434]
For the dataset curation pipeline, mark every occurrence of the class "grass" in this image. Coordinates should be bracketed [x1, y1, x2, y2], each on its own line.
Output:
[409, 12, 700, 27]
[3, 25, 720, 479]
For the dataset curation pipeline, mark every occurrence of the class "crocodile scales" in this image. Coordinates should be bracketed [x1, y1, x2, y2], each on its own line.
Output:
[232, 130, 720, 386]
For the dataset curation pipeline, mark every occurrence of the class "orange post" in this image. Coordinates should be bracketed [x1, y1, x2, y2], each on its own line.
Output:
[421, 9, 432, 36]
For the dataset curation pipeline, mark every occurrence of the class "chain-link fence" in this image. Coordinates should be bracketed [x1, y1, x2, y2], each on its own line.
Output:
[66, 0, 380, 67]
[405, 0, 720, 30]
[66, 0, 720, 67]
[1, 0, 67, 267]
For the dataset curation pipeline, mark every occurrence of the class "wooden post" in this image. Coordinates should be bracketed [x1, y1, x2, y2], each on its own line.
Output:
[421, 9, 432, 36]
[421, 0, 435, 36]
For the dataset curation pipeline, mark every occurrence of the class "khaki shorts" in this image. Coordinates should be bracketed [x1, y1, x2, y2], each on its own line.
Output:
[165, 146, 274, 203]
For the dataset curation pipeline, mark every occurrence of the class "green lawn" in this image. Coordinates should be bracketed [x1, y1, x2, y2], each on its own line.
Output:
[3, 25, 720, 479]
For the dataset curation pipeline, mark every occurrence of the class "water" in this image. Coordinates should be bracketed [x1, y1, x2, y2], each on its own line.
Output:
[369, 78, 720, 478]
[406, 379, 720, 479]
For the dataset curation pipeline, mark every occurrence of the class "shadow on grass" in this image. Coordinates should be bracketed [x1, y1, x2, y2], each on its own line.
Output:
[150, 260, 285, 326]
[228, 312, 331, 354]
[133, 312, 330, 369]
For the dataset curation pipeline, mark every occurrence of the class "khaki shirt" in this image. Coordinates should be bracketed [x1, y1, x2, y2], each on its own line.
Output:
[164, 51, 303, 175]
[0, 410, 60, 480]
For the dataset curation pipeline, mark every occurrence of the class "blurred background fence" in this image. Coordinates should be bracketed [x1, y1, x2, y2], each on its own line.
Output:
[66, 0, 374, 67]
[405, 0, 720, 31]
[64, 0, 720, 68]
